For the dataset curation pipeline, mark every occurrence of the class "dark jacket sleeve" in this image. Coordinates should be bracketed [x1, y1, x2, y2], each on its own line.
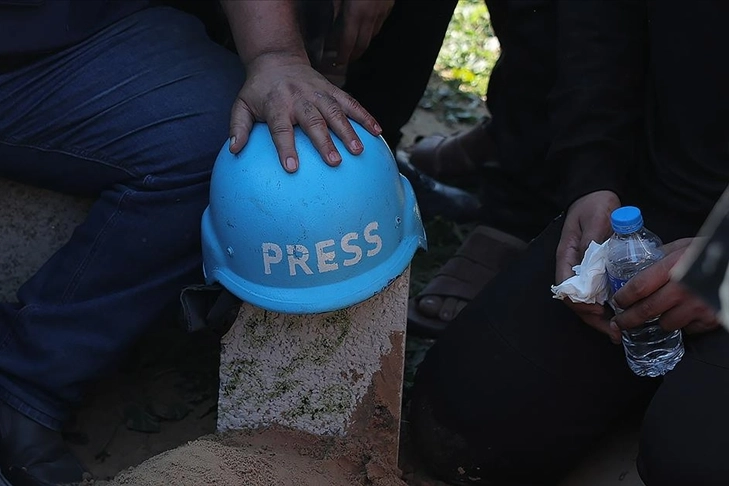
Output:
[548, 0, 648, 208]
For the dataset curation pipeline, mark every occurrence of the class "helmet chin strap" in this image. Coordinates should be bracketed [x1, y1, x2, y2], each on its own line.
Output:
[179, 283, 241, 335]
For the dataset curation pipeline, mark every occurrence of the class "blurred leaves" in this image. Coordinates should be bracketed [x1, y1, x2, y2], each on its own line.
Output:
[418, 0, 498, 126]
[435, 0, 498, 96]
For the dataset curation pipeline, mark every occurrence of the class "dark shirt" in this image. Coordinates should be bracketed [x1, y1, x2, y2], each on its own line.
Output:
[548, 0, 729, 241]
[0, 0, 149, 69]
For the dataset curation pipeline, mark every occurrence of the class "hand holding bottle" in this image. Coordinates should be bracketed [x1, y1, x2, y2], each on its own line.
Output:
[555, 190, 622, 341]
[611, 237, 721, 335]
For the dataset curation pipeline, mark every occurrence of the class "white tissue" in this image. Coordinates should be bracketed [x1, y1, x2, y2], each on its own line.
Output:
[551, 240, 610, 304]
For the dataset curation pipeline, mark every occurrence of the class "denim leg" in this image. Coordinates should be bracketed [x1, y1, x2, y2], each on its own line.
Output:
[0, 7, 244, 429]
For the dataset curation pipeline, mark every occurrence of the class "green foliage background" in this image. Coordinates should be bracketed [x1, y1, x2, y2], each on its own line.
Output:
[418, 0, 497, 125]
[435, 0, 496, 96]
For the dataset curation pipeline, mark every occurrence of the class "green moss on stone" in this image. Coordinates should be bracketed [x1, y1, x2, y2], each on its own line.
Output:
[279, 309, 351, 377]
[283, 383, 354, 421]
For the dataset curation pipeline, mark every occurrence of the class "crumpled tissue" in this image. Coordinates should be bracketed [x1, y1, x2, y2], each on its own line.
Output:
[551, 240, 610, 304]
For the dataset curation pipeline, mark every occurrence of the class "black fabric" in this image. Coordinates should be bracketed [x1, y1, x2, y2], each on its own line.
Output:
[549, 0, 729, 238]
[411, 217, 659, 484]
[412, 216, 729, 485]
[158, 0, 232, 50]
[342, 0, 459, 150]
[0, 0, 150, 58]
[547, 0, 647, 209]
[483, 0, 560, 203]
[179, 284, 241, 336]
[637, 332, 729, 486]
[475, 0, 563, 240]
[412, 3, 729, 481]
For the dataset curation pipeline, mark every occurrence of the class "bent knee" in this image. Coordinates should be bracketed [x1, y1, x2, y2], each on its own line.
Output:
[638, 412, 729, 486]
[409, 372, 571, 485]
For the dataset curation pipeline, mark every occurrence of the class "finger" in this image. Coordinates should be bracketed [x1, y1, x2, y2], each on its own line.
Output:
[295, 99, 341, 166]
[613, 252, 680, 309]
[350, 23, 375, 62]
[330, 90, 382, 137]
[564, 301, 618, 342]
[335, 21, 357, 65]
[613, 283, 681, 330]
[658, 296, 719, 332]
[555, 221, 582, 283]
[685, 318, 721, 335]
[229, 97, 256, 154]
[555, 241, 581, 284]
[661, 237, 694, 255]
[312, 91, 363, 155]
[578, 213, 613, 250]
[332, 0, 343, 19]
[608, 320, 623, 345]
[373, 13, 388, 36]
[266, 114, 300, 173]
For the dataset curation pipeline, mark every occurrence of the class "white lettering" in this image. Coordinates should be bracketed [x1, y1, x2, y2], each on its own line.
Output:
[315, 239, 339, 273]
[341, 232, 362, 266]
[364, 222, 382, 257]
[264, 221, 383, 277]
[262, 243, 282, 274]
[287, 244, 314, 276]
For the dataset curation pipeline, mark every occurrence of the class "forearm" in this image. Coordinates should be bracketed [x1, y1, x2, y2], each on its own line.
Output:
[220, 0, 309, 66]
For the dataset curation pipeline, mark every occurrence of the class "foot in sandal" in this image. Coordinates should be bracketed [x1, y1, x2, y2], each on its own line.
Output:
[407, 225, 528, 338]
[395, 151, 481, 224]
[408, 116, 495, 183]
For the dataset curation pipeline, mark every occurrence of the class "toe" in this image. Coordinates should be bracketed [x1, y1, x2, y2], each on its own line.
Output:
[418, 295, 444, 318]
[439, 297, 463, 322]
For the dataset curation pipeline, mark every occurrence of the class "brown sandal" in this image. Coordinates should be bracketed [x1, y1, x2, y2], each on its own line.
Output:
[407, 225, 528, 338]
[408, 117, 494, 181]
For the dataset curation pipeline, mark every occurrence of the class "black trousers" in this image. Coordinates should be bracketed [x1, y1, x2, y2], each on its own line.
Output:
[476, 0, 562, 240]
[343, 0, 459, 150]
[346, 0, 564, 241]
[411, 217, 729, 486]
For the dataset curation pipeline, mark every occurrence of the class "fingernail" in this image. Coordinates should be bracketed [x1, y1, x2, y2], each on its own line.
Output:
[229, 136, 236, 150]
[328, 151, 342, 164]
[350, 139, 363, 152]
[373, 123, 382, 134]
[285, 157, 297, 171]
[609, 320, 622, 343]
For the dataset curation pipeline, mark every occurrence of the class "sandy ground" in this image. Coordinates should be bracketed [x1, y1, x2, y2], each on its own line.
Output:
[107, 427, 406, 486]
[62, 106, 644, 486]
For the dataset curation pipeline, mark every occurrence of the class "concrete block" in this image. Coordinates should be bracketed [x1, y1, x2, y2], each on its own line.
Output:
[217, 269, 409, 467]
[0, 178, 91, 301]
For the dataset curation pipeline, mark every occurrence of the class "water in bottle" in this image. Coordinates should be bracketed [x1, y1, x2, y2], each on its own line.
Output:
[605, 206, 684, 377]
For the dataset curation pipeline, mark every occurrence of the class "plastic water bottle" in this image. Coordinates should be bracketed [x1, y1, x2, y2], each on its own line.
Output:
[605, 206, 684, 377]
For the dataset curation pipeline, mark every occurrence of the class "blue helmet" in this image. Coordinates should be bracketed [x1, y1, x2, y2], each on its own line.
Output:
[201, 121, 427, 314]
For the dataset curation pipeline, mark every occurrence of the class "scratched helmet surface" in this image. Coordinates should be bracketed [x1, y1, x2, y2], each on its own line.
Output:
[201, 120, 427, 314]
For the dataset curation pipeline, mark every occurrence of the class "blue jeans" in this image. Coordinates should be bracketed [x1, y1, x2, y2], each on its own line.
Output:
[0, 7, 244, 430]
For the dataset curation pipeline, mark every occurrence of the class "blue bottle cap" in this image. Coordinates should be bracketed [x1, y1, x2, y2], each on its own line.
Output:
[611, 206, 644, 234]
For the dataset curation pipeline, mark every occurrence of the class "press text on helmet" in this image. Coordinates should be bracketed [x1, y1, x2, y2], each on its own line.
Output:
[262, 222, 383, 276]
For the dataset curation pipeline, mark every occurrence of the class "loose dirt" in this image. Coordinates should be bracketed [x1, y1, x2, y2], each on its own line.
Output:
[106, 426, 406, 486]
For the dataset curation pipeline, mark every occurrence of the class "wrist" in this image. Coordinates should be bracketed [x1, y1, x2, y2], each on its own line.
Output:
[244, 49, 310, 71]
[567, 190, 621, 214]
[221, 0, 310, 70]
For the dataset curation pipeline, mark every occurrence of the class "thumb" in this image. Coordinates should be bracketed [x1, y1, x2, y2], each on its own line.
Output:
[229, 97, 255, 154]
